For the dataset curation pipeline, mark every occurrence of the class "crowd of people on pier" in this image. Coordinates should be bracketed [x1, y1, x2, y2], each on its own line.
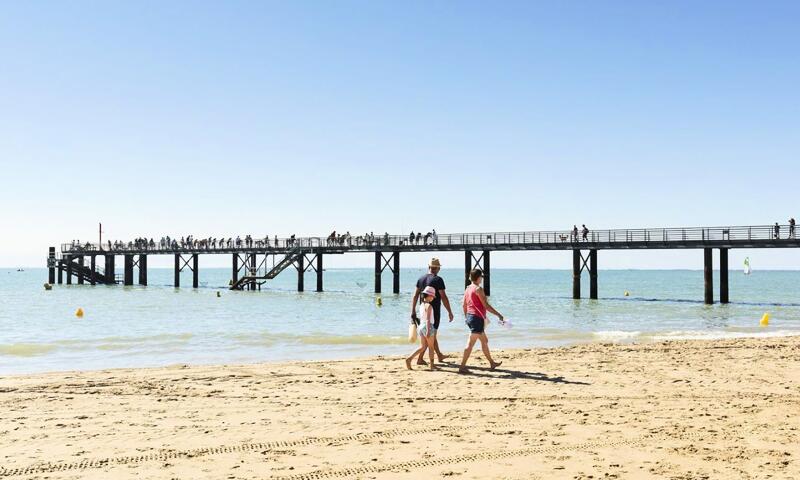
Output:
[66, 220, 799, 253]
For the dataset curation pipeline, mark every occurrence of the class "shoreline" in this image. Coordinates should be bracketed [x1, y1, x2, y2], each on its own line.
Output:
[2, 336, 799, 478]
[4, 329, 800, 377]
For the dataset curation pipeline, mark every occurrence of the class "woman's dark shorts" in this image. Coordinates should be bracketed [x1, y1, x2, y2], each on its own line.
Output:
[466, 314, 485, 334]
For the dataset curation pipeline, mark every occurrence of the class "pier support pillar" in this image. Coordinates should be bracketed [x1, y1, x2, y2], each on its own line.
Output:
[57, 262, 63, 284]
[297, 255, 304, 292]
[105, 255, 115, 284]
[249, 253, 257, 291]
[704, 248, 713, 304]
[77, 256, 85, 285]
[48, 247, 56, 284]
[231, 254, 239, 288]
[483, 250, 490, 297]
[90, 255, 97, 285]
[720, 248, 729, 304]
[174, 254, 180, 288]
[464, 251, 472, 289]
[392, 251, 400, 294]
[316, 254, 323, 292]
[124, 255, 134, 286]
[138, 254, 147, 286]
[589, 249, 598, 300]
[192, 254, 199, 289]
[374, 251, 382, 294]
[66, 255, 73, 285]
[572, 250, 581, 299]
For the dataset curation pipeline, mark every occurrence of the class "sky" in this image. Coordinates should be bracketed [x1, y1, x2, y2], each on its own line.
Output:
[1, 0, 798, 269]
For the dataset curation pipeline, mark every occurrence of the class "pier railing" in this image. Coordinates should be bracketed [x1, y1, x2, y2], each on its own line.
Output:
[60, 224, 797, 254]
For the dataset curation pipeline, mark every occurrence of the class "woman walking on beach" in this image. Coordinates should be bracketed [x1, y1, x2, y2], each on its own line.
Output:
[459, 269, 503, 374]
[406, 286, 438, 371]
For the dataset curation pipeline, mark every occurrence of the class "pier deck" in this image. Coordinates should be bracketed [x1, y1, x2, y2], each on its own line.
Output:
[50, 225, 799, 304]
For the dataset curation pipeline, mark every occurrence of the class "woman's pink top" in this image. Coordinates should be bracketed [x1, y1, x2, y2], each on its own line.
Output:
[464, 284, 487, 319]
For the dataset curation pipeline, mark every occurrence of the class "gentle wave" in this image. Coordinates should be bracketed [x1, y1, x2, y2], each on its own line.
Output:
[0, 343, 58, 357]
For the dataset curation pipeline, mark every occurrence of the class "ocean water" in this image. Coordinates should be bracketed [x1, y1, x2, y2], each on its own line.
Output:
[1, 268, 799, 375]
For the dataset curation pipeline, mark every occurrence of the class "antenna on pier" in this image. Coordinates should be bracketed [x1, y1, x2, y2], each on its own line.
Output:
[99, 222, 104, 247]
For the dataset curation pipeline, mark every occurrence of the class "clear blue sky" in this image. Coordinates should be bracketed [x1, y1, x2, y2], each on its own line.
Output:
[2, 1, 798, 269]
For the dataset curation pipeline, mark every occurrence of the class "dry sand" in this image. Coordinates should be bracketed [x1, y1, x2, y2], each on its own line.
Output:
[1, 336, 799, 479]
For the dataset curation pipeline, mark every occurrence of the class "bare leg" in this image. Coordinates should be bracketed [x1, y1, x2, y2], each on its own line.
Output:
[427, 336, 436, 371]
[479, 333, 501, 369]
[405, 336, 427, 370]
[458, 334, 480, 374]
[416, 340, 428, 365]
[433, 335, 447, 362]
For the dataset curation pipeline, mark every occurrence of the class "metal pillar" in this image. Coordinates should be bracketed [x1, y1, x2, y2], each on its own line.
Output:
[174, 254, 180, 288]
[249, 253, 257, 291]
[48, 247, 56, 284]
[572, 250, 581, 299]
[704, 248, 713, 304]
[105, 255, 115, 284]
[589, 249, 598, 300]
[90, 256, 96, 285]
[124, 255, 134, 286]
[392, 251, 400, 294]
[57, 263, 63, 284]
[66, 255, 72, 285]
[316, 254, 323, 292]
[483, 250, 491, 297]
[231, 254, 239, 287]
[464, 250, 472, 288]
[720, 248, 729, 304]
[77, 256, 85, 285]
[138, 254, 147, 286]
[374, 251, 382, 293]
[297, 255, 304, 292]
[192, 254, 199, 289]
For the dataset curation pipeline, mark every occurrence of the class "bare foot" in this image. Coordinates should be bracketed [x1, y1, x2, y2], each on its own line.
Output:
[405, 358, 413, 370]
[429, 365, 437, 371]
[458, 367, 469, 374]
[490, 361, 502, 370]
[437, 354, 449, 362]
[416, 359, 427, 366]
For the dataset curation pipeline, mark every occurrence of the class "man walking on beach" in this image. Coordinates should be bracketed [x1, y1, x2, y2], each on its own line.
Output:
[411, 258, 454, 364]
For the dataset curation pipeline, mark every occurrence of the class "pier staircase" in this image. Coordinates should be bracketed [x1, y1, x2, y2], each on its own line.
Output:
[229, 247, 303, 290]
[59, 258, 119, 285]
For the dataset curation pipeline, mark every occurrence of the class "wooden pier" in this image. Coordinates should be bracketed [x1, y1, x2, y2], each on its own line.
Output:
[49, 224, 799, 304]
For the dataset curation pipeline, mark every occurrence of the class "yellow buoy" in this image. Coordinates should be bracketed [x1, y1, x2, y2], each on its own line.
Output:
[760, 312, 770, 327]
[216, 291, 221, 298]
[376, 296, 382, 307]
[75, 308, 84, 318]
[624, 291, 630, 297]
[43, 283, 52, 291]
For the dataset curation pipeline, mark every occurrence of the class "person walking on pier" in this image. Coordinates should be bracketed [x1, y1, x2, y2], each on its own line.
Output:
[582, 224, 589, 241]
[790, 218, 796, 239]
[405, 286, 438, 371]
[572, 225, 578, 242]
[458, 268, 503, 374]
[411, 258, 454, 365]
[774, 222, 781, 239]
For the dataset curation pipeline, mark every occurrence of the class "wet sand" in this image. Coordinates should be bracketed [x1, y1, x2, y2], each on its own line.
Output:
[1, 336, 799, 479]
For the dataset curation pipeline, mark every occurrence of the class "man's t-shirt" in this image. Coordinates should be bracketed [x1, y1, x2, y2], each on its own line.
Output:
[417, 273, 446, 328]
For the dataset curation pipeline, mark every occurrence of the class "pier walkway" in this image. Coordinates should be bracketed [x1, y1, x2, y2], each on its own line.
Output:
[50, 224, 799, 304]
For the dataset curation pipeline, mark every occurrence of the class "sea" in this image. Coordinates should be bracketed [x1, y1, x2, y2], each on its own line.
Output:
[1, 268, 799, 375]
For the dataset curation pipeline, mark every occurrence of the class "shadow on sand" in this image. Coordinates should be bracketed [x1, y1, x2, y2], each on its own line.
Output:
[437, 362, 590, 385]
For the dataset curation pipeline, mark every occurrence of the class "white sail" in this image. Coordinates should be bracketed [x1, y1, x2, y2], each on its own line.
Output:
[743, 257, 752, 275]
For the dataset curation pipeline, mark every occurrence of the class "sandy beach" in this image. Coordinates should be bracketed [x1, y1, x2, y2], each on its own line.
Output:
[1, 336, 799, 479]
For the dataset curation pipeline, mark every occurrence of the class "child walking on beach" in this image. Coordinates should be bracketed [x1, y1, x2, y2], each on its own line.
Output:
[406, 286, 438, 371]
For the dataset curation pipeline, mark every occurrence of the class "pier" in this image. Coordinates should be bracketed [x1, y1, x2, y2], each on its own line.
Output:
[50, 224, 799, 304]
